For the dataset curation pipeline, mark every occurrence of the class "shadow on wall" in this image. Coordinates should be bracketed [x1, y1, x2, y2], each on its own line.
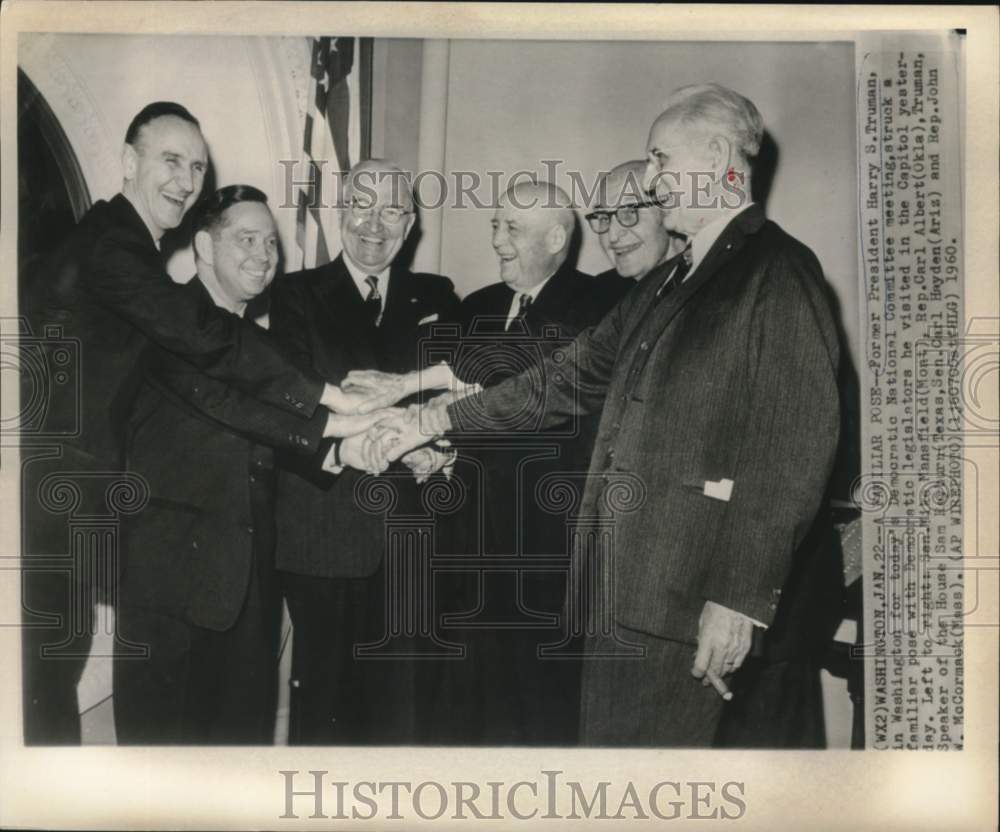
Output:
[752, 130, 779, 215]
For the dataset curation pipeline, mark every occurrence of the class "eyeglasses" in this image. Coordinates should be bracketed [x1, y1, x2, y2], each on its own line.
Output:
[585, 197, 665, 234]
[349, 197, 412, 226]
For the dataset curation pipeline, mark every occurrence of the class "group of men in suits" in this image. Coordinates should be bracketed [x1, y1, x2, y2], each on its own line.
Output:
[24, 81, 843, 749]
[350, 82, 845, 747]
[21, 104, 446, 744]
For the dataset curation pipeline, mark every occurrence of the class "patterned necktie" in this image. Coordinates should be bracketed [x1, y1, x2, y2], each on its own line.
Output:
[507, 292, 533, 330]
[364, 274, 382, 327]
[655, 244, 693, 300]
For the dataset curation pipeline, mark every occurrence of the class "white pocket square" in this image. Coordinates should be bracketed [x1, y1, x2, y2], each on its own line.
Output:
[703, 478, 734, 502]
[418, 313, 439, 325]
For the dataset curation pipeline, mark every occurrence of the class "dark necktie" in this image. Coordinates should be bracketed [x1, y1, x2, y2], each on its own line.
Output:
[364, 274, 382, 327]
[655, 244, 693, 301]
[507, 292, 533, 330]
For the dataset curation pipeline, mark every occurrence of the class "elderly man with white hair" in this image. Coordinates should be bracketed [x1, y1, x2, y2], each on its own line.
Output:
[269, 158, 461, 744]
[424, 179, 624, 746]
[364, 83, 843, 746]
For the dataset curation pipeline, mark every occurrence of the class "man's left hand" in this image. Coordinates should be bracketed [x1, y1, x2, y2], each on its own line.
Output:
[691, 600, 754, 685]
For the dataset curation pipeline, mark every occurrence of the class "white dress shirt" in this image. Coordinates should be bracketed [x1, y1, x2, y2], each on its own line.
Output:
[343, 255, 390, 315]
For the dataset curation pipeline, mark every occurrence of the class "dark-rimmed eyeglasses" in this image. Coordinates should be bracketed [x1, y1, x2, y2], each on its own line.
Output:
[349, 196, 413, 225]
[585, 198, 665, 234]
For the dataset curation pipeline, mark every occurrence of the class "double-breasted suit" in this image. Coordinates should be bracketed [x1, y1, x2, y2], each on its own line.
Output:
[21, 194, 323, 744]
[269, 253, 460, 744]
[115, 277, 327, 743]
[429, 262, 621, 744]
[448, 205, 843, 745]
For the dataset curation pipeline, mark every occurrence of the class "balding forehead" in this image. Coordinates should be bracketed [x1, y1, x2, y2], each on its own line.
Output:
[346, 160, 413, 206]
[599, 162, 648, 206]
[504, 180, 570, 208]
[499, 182, 573, 228]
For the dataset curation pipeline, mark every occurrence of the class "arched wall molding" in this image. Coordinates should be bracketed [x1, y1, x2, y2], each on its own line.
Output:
[19, 33, 121, 205]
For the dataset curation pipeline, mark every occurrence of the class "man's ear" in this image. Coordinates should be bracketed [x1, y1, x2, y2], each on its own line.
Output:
[547, 224, 567, 254]
[402, 212, 416, 240]
[121, 143, 138, 182]
[707, 135, 733, 180]
[193, 230, 215, 266]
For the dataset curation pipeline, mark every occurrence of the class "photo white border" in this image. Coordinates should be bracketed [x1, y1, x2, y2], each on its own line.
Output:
[1, 3, 996, 830]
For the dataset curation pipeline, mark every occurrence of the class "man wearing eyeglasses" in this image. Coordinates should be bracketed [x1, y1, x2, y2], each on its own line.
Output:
[586, 159, 686, 309]
[368, 84, 842, 747]
[269, 158, 460, 744]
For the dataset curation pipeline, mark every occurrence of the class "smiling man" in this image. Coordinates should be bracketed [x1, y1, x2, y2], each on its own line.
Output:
[421, 180, 623, 746]
[21, 103, 389, 745]
[375, 84, 842, 747]
[269, 158, 460, 744]
[588, 159, 685, 306]
[115, 186, 329, 743]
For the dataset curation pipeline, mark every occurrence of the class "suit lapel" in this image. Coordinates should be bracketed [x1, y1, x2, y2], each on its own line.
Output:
[526, 265, 577, 329]
[379, 266, 414, 332]
[312, 255, 379, 367]
[621, 206, 765, 358]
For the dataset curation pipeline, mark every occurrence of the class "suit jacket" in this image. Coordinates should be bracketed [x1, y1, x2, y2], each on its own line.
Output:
[120, 278, 328, 631]
[450, 205, 842, 648]
[269, 253, 460, 578]
[449, 263, 615, 559]
[589, 267, 639, 316]
[25, 193, 323, 471]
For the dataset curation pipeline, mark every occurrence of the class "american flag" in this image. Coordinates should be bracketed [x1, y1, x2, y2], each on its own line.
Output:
[294, 36, 356, 269]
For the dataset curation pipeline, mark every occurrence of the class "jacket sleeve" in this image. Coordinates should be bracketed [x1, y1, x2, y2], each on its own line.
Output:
[145, 349, 327, 455]
[447, 284, 632, 433]
[268, 274, 340, 485]
[700, 246, 841, 625]
[87, 226, 324, 417]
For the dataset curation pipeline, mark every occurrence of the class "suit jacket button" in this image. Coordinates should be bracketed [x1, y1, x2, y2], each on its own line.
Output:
[247, 526, 255, 535]
[295, 401, 304, 409]
[640, 341, 649, 351]
[284, 393, 291, 401]
[191, 541, 198, 549]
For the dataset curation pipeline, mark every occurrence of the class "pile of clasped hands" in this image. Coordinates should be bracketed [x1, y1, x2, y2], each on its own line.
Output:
[322, 362, 479, 481]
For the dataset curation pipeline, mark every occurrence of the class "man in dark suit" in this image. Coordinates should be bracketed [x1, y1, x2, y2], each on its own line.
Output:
[381, 84, 843, 747]
[21, 103, 385, 744]
[113, 185, 387, 744]
[427, 181, 622, 745]
[269, 159, 460, 745]
[587, 159, 685, 309]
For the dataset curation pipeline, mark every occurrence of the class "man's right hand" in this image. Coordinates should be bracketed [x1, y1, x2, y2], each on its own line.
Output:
[321, 382, 409, 415]
[342, 363, 479, 402]
[323, 407, 403, 438]
[368, 404, 448, 463]
[338, 428, 394, 474]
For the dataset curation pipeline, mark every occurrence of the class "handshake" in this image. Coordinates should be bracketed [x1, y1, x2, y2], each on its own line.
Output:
[318, 363, 480, 481]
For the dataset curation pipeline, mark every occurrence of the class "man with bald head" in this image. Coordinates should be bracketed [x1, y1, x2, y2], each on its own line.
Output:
[269, 158, 460, 744]
[376, 85, 842, 746]
[424, 179, 623, 745]
[587, 159, 685, 309]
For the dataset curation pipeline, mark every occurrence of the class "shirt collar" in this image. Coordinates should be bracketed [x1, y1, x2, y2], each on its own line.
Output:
[518, 271, 556, 302]
[689, 203, 755, 273]
[343, 254, 391, 299]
